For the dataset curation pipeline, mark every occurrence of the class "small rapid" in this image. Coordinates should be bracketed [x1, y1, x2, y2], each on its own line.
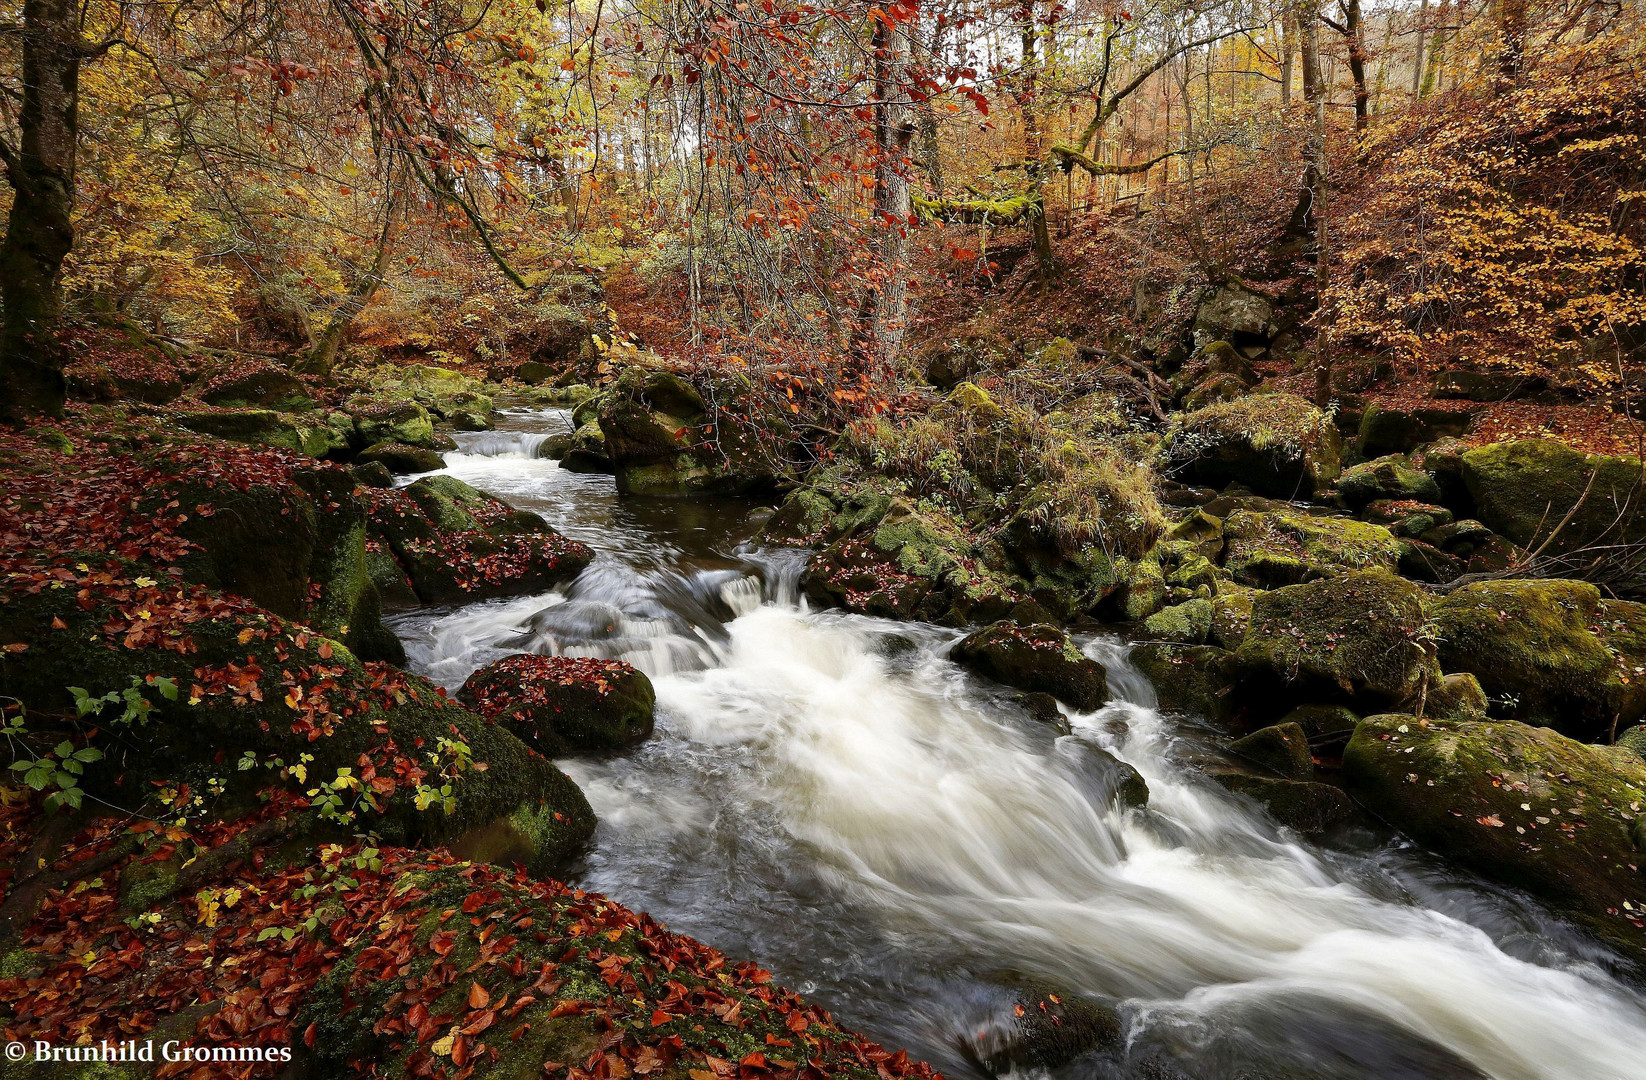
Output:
[390, 406, 1646, 1080]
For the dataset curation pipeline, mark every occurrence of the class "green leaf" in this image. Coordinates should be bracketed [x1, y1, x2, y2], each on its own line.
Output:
[54, 740, 74, 758]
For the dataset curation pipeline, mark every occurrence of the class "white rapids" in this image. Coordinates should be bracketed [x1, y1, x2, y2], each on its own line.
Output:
[389, 406, 1646, 1080]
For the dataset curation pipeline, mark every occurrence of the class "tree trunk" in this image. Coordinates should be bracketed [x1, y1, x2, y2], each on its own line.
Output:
[1420, 0, 1452, 97]
[1018, 9, 1055, 278]
[860, 10, 914, 367]
[1343, 0, 1370, 132]
[911, 10, 945, 189]
[1410, 0, 1429, 96]
[0, 0, 85, 421]
[1495, 0, 1530, 89]
[1301, 3, 1333, 408]
[297, 182, 403, 376]
[1280, 9, 1296, 104]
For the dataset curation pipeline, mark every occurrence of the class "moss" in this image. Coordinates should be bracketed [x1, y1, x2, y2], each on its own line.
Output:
[1142, 598, 1213, 645]
[1166, 393, 1343, 497]
[951, 622, 1108, 712]
[1343, 714, 1646, 953]
[1461, 438, 1645, 555]
[1229, 722, 1313, 780]
[1214, 775, 1354, 834]
[1207, 585, 1257, 648]
[1130, 643, 1239, 724]
[1236, 569, 1439, 711]
[1336, 455, 1442, 508]
[1221, 509, 1401, 588]
[355, 441, 445, 474]
[1429, 579, 1632, 740]
[1427, 671, 1489, 722]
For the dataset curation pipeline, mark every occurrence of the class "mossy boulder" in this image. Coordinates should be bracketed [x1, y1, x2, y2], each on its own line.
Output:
[1336, 455, 1442, 509]
[1220, 509, 1401, 588]
[343, 395, 436, 449]
[560, 421, 613, 473]
[351, 460, 397, 488]
[1131, 643, 1238, 724]
[1429, 579, 1642, 740]
[1460, 439, 1645, 556]
[460, 654, 656, 755]
[1214, 775, 1355, 834]
[1356, 402, 1475, 457]
[200, 365, 314, 411]
[1207, 585, 1258, 649]
[1278, 703, 1361, 754]
[174, 408, 343, 458]
[597, 367, 789, 496]
[951, 622, 1108, 712]
[1166, 393, 1343, 498]
[1229, 722, 1313, 780]
[1236, 569, 1439, 711]
[355, 441, 445, 475]
[985, 984, 1123, 1072]
[1428, 671, 1490, 722]
[1342, 714, 1646, 954]
[363, 481, 593, 605]
[1142, 598, 1213, 645]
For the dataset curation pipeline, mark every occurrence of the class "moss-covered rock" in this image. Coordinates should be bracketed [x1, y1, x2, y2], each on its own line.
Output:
[1356, 402, 1475, 457]
[1461, 439, 1645, 556]
[173, 408, 343, 458]
[1220, 509, 1401, 588]
[1236, 570, 1438, 712]
[985, 983, 1123, 1072]
[1214, 774, 1355, 833]
[951, 622, 1108, 712]
[1342, 714, 1646, 953]
[1429, 579, 1640, 740]
[1207, 585, 1258, 649]
[559, 420, 613, 473]
[1130, 643, 1238, 724]
[1229, 722, 1313, 780]
[1428, 671, 1490, 722]
[343, 395, 436, 448]
[355, 441, 445, 474]
[1277, 703, 1361, 754]
[597, 366, 790, 496]
[1142, 598, 1214, 645]
[1336, 455, 1442, 508]
[1166, 393, 1343, 498]
[200, 365, 314, 411]
[460, 654, 656, 755]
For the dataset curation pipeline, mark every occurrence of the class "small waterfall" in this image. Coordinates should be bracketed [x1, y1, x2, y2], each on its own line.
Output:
[451, 429, 557, 459]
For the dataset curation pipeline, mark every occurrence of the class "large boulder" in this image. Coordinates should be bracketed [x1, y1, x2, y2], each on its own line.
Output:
[951, 622, 1108, 712]
[1429, 579, 1644, 740]
[1336, 455, 1442, 509]
[1191, 281, 1281, 349]
[1220, 509, 1401, 588]
[1131, 643, 1239, 724]
[1166, 394, 1343, 498]
[460, 653, 656, 755]
[597, 367, 789, 496]
[1342, 714, 1646, 953]
[342, 395, 436, 449]
[1235, 569, 1439, 712]
[1460, 439, 1645, 556]
[363, 478, 593, 604]
[199, 363, 315, 411]
[1356, 402, 1475, 457]
[354, 441, 445, 475]
[174, 408, 343, 458]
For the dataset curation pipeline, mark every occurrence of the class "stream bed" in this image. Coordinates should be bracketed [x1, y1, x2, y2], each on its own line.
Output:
[388, 406, 1646, 1080]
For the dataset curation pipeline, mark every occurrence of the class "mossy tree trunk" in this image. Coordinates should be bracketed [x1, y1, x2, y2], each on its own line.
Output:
[0, 0, 93, 421]
[298, 175, 404, 377]
[858, 10, 914, 368]
[1301, 1, 1333, 408]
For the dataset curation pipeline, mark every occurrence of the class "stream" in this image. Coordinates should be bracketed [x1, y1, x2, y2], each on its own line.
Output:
[388, 406, 1646, 1080]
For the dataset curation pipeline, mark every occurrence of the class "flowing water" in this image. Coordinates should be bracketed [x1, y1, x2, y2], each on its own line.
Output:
[389, 406, 1646, 1080]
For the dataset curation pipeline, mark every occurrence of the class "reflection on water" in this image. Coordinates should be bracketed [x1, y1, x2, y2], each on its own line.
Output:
[390, 407, 1646, 1080]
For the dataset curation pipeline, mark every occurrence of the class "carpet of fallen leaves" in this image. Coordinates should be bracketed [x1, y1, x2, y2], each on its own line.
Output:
[0, 795, 941, 1080]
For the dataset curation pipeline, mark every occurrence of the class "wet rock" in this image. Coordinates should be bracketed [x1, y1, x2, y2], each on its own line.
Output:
[951, 622, 1108, 712]
[980, 983, 1124, 1072]
[1229, 722, 1313, 780]
[1342, 714, 1646, 953]
[1278, 703, 1361, 755]
[460, 653, 656, 755]
[450, 409, 492, 431]
[1336, 455, 1442, 509]
[535, 432, 574, 460]
[1166, 394, 1343, 498]
[1220, 509, 1400, 588]
[598, 366, 789, 496]
[363, 479, 592, 605]
[1461, 438, 1645, 556]
[1236, 570, 1438, 712]
[1429, 579, 1643, 740]
[1132, 642, 1238, 724]
[560, 420, 614, 473]
[354, 441, 445, 475]
[1215, 774, 1355, 833]
[350, 460, 397, 488]
[1356, 402, 1476, 457]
